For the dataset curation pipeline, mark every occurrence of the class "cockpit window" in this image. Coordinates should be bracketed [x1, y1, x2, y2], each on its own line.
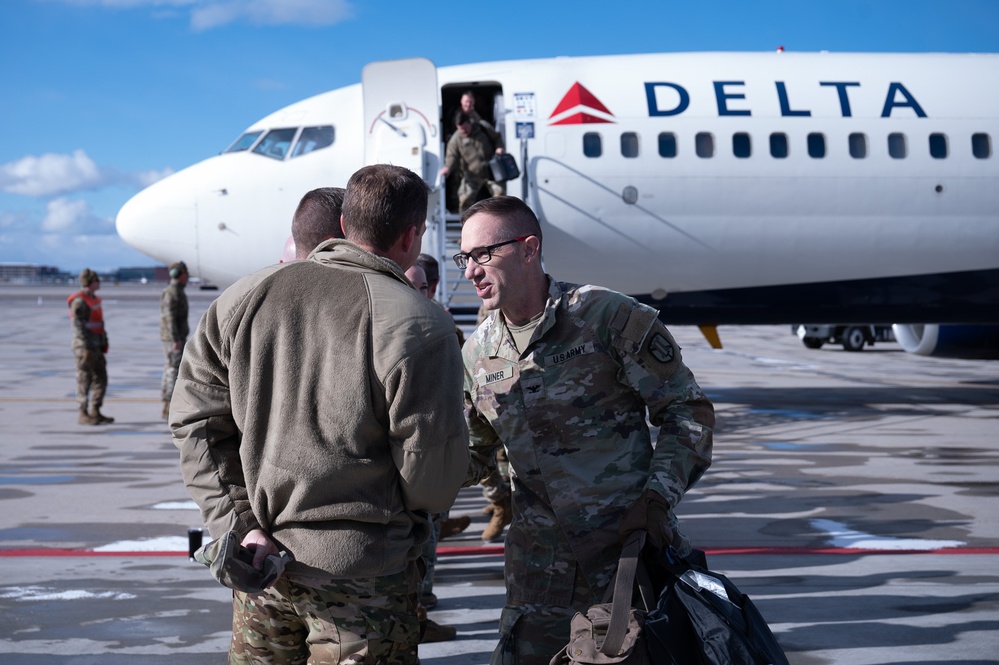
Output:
[225, 131, 263, 153]
[291, 126, 335, 158]
[252, 128, 298, 160]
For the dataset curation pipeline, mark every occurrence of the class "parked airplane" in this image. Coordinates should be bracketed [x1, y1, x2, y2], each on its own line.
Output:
[116, 53, 999, 358]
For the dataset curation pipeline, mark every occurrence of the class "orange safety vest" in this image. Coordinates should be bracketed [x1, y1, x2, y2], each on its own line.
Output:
[67, 290, 105, 335]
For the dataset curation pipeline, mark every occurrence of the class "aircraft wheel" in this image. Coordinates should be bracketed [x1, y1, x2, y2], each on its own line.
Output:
[802, 338, 823, 349]
[842, 327, 867, 352]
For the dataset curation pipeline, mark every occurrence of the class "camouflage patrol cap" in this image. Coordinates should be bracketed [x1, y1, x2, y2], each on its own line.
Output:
[193, 530, 291, 593]
[79, 268, 100, 286]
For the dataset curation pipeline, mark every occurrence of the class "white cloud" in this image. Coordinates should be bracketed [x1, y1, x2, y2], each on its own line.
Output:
[45, 0, 354, 30]
[42, 198, 91, 232]
[0, 150, 107, 197]
[0, 151, 173, 199]
[191, 0, 353, 31]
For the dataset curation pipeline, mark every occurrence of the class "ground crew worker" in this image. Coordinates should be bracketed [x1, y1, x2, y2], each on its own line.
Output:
[160, 261, 189, 419]
[68, 269, 113, 425]
[457, 196, 715, 664]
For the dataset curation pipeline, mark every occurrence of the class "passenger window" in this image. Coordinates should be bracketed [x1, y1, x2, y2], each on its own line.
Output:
[929, 133, 947, 159]
[769, 133, 788, 159]
[583, 132, 602, 158]
[732, 133, 751, 158]
[807, 133, 826, 158]
[291, 126, 335, 158]
[225, 131, 263, 153]
[888, 133, 907, 159]
[658, 132, 677, 158]
[252, 128, 298, 160]
[695, 132, 714, 158]
[972, 133, 992, 159]
[621, 132, 639, 158]
[849, 133, 868, 159]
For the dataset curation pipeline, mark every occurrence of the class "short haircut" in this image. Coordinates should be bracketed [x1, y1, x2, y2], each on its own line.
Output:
[415, 253, 439, 285]
[455, 111, 472, 127]
[292, 187, 346, 254]
[342, 165, 430, 251]
[461, 196, 543, 245]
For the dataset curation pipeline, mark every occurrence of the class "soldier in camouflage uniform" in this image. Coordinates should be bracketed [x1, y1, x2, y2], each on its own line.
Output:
[67, 268, 113, 425]
[160, 261, 189, 420]
[455, 197, 714, 664]
[439, 112, 505, 212]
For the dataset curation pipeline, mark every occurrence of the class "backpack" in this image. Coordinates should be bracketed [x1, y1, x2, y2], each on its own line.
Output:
[643, 549, 790, 665]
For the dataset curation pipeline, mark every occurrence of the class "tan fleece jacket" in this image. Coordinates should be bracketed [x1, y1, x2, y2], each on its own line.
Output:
[172, 240, 469, 584]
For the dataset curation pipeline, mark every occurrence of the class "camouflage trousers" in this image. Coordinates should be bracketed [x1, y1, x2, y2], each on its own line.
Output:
[74, 348, 107, 411]
[481, 448, 511, 504]
[420, 514, 441, 598]
[230, 566, 421, 665]
[457, 175, 505, 213]
[491, 565, 596, 665]
[161, 342, 184, 402]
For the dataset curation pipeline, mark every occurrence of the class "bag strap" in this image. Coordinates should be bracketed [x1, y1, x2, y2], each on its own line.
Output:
[601, 530, 645, 656]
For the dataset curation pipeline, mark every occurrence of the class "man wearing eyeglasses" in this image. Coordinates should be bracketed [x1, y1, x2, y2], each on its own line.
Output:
[457, 196, 715, 664]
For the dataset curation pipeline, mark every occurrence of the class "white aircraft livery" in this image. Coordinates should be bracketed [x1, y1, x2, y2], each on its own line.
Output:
[116, 52, 999, 358]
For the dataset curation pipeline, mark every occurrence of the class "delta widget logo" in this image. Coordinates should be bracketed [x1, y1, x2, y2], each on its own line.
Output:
[548, 83, 616, 125]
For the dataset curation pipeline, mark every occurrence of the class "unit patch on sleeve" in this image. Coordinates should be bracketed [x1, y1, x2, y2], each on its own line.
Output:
[648, 333, 675, 364]
[545, 342, 594, 366]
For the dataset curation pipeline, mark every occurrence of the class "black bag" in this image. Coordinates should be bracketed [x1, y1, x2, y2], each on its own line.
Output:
[488, 153, 520, 182]
[643, 549, 789, 665]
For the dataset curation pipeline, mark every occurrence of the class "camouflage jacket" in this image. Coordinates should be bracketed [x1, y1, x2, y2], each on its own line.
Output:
[463, 278, 714, 605]
[160, 281, 189, 343]
[444, 122, 495, 181]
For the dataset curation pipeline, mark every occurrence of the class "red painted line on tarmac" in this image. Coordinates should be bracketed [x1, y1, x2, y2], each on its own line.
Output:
[3, 545, 999, 557]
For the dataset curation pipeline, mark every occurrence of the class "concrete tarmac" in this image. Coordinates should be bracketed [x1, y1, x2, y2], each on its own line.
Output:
[1, 284, 996, 664]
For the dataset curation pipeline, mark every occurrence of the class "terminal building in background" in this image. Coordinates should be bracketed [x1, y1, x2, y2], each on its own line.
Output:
[1, 263, 167, 284]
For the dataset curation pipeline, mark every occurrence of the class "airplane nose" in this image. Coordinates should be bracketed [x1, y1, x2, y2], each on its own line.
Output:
[116, 172, 199, 274]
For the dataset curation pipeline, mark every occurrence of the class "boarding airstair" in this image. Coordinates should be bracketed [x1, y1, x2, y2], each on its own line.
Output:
[425, 192, 481, 332]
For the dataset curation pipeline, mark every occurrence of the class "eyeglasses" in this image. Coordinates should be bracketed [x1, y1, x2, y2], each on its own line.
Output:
[453, 236, 530, 269]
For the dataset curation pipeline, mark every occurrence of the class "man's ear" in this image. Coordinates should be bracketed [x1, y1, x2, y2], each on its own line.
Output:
[523, 235, 542, 263]
[399, 224, 418, 254]
[339, 214, 347, 239]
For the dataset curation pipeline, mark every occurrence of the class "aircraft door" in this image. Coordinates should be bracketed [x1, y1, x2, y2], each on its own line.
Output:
[362, 58, 440, 183]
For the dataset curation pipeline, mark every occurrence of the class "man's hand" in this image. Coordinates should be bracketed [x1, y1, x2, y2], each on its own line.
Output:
[241, 529, 280, 572]
[619, 490, 674, 551]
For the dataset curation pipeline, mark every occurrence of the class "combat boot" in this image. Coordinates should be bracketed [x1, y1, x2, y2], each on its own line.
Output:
[78, 407, 98, 425]
[417, 605, 457, 643]
[481, 497, 511, 542]
[161, 401, 170, 420]
[89, 407, 114, 425]
[438, 515, 470, 540]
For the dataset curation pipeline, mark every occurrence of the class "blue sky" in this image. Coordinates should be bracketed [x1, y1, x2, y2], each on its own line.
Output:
[1, 0, 997, 273]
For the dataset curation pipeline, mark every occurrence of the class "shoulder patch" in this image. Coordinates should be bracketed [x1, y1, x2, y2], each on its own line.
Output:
[648, 333, 675, 364]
